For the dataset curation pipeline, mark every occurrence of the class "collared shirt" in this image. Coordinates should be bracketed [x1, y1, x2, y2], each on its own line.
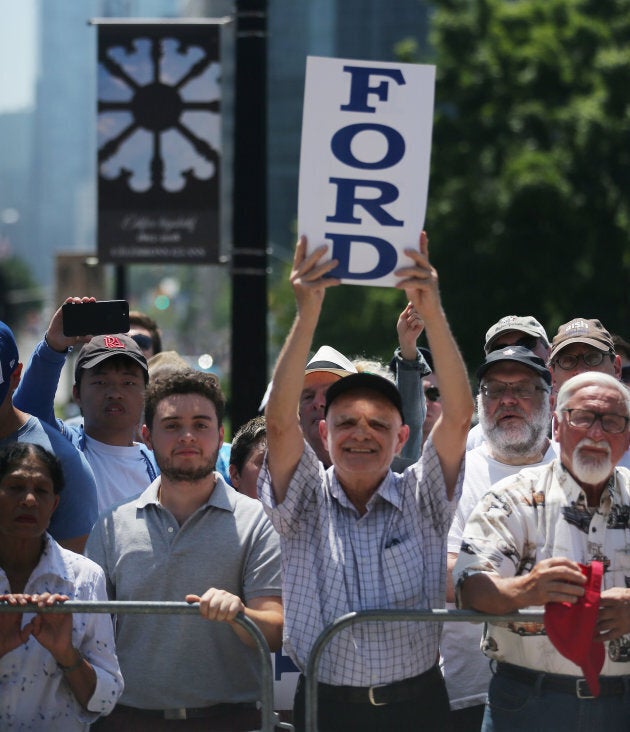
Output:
[441, 442, 555, 711]
[453, 460, 630, 677]
[0, 535, 123, 730]
[86, 475, 282, 709]
[258, 436, 462, 686]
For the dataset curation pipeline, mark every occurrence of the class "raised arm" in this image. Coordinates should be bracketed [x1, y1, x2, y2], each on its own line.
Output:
[394, 302, 429, 462]
[395, 232, 474, 498]
[264, 237, 339, 503]
[13, 297, 93, 425]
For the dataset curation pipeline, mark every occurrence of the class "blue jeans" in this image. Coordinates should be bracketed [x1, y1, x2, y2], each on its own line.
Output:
[482, 665, 630, 732]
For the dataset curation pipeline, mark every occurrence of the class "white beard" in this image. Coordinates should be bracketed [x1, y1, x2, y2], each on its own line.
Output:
[478, 396, 550, 461]
[571, 438, 613, 485]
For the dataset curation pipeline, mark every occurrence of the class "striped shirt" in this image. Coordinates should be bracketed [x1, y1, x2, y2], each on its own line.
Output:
[259, 437, 463, 686]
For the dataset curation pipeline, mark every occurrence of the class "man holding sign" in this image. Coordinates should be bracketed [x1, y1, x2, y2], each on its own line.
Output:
[259, 233, 473, 731]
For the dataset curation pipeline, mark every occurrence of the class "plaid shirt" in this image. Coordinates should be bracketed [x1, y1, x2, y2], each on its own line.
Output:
[259, 437, 462, 686]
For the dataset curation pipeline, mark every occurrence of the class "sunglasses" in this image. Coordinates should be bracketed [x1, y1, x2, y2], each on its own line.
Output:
[130, 333, 153, 351]
[491, 335, 539, 352]
[424, 386, 440, 402]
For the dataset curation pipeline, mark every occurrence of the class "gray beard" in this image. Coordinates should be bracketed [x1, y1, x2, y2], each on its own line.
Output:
[479, 399, 550, 462]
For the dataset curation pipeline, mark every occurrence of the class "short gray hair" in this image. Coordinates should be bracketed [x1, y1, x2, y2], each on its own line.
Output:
[556, 372, 630, 416]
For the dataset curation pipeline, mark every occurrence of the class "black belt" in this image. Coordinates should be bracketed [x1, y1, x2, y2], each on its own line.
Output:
[114, 701, 258, 720]
[314, 664, 441, 706]
[496, 662, 630, 699]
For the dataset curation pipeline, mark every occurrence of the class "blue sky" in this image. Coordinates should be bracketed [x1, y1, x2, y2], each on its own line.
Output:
[0, 0, 37, 113]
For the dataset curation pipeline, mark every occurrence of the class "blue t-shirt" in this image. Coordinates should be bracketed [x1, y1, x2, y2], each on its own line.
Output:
[0, 415, 98, 541]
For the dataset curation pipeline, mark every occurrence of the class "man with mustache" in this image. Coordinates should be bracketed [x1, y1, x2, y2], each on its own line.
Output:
[454, 372, 630, 731]
[442, 346, 554, 730]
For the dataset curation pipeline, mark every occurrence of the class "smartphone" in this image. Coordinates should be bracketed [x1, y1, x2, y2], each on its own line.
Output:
[62, 300, 130, 337]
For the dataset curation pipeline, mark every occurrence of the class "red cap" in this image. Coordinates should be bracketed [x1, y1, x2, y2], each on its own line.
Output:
[544, 561, 605, 696]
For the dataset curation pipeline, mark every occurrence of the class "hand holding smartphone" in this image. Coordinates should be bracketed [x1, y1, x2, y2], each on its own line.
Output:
[62, 300, 130, 337]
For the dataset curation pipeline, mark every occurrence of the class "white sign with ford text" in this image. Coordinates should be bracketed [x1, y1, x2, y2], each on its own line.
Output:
[298, 56, 436, 288]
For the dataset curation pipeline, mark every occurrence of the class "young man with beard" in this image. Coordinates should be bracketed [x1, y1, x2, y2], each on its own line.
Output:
[454, 372, 630, 732]
[442, 346, 553, 729]
[86, 371, 282, 731]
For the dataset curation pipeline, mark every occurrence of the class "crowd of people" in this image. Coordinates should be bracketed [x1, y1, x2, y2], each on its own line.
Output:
[2, 233, 630, 731]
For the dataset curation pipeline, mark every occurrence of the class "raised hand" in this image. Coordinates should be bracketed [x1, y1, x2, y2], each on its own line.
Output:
[397, 301, 424, 359]
[394, 231, 441, 319]
[45, 296, 96, 353]
[290, 236, 340, 317]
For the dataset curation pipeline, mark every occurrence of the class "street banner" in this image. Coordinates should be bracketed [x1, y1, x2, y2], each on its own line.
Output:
[97, 21, 222, 264]
[298, 56, 435, 288]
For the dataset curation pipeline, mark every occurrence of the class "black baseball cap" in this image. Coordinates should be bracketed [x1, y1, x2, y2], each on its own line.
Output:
[324, 372, 405, 423]
[74, 334, 148, 382]
[476, 346, 551, 386]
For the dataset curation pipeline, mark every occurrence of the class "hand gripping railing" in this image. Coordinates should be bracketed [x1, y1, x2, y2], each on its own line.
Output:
[0, 600, 294, 732]
[304, 608, 546, 732]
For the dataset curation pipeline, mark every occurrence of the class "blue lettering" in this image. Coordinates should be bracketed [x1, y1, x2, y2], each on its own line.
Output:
[327, 178, 403, 227]
[274, 649, 299, 680]
[330, 124, 405, 170]
[325, 233, 398, 280]
[341, 66, 406, 113]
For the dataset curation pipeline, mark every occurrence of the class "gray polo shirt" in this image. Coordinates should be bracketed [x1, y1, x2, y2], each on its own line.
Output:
[86, 475, 282, 709]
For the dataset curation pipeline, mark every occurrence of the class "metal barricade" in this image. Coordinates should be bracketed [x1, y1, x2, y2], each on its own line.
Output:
[0, 600, 294, 732]
[304, 608, 546, 732]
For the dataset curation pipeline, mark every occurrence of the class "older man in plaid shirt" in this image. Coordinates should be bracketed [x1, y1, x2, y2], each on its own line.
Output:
[258, 233, 473, 732]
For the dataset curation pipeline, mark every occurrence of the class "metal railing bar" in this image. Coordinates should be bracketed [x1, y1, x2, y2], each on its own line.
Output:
[0, 601, 281, 731]
[305, 608, 546, 731]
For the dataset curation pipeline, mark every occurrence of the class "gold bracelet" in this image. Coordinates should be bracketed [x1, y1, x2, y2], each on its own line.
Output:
[58, 652, 83, 674]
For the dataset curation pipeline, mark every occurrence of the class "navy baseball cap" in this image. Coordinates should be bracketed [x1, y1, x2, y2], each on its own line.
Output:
[0, 321, 19, 404]
[324, 372, 405, 423]
[476, 346, 552, 386]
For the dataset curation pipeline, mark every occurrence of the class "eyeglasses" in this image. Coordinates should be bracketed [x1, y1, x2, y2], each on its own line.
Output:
[562, 408, 629, 435]
[130, 333, 153, 351]
[552, 350, 612, 371]
[492, 336, 539, 352]
[480, 381, 550, 400]
[424, 386, 440, 402]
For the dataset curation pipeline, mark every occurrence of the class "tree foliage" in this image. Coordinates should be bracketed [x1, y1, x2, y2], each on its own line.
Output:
[268, 0, 630, 373]
[428, 0, 630, 368]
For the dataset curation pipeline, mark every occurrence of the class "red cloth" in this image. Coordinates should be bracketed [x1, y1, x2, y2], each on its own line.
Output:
[545, 561, 605, 696]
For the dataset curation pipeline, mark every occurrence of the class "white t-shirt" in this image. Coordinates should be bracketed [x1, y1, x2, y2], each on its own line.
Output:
[84, 434, 157, 513]
[441, 442, 555, 710]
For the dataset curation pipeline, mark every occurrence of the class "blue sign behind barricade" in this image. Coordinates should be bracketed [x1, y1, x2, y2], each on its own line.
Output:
[298, 56, 436, 288]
